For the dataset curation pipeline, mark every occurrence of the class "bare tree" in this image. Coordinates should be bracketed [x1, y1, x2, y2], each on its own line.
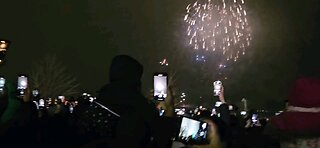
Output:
[29, 54, 80, 98]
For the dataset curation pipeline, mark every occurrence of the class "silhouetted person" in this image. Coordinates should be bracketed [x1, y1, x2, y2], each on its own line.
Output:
[97, 55, 175, 148]
[0, 81, 39, 147]
[264, 48, 320, 147]
[265, 76, 320, 148]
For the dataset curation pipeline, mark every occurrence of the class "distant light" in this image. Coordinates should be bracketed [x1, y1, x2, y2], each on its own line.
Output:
[228, 105, 233, 110]
[181, 93, 186, 98]
[58, 96, 64, 100]
[215, 101, 222, 107]
[177, 110, 185, 115]
[219, 64, 227, 69]
[0, 41, 8, 49]
[89, 97, 94, 102]
[195, 55, 206, 62]
[0, 78, 5, 85]
[211, 108, 216, 116]
[240, 111, 246, 115]
[0, 44, 6, 49]
[69, 105, 74, 113]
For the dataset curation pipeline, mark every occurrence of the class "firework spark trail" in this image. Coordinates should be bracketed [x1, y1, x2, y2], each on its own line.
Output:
[184, 0, 252, 62]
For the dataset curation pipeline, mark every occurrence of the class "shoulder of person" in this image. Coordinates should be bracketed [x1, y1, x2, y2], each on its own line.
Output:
[264, 123, 320, 141]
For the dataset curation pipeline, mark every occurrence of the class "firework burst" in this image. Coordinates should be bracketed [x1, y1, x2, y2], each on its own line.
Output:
[184, 0, 252, 62]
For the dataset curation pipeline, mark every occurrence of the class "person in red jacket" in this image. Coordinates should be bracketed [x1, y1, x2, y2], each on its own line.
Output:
[266, 76, 320, 148]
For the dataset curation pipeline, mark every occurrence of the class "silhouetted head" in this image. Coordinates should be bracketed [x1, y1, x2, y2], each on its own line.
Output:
[109, 55, 143, 87]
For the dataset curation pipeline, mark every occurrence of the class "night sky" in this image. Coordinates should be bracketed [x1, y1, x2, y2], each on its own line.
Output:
[0, 0, 319, 111]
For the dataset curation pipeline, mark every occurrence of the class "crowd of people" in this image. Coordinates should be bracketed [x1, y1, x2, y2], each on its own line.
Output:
[0, 55, 319, 148]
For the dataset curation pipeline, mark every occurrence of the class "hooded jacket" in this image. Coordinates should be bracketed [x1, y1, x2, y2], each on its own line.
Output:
[98, 55, 164, 148]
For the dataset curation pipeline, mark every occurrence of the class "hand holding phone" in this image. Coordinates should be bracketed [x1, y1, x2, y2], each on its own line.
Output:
[176, 117, 209, 145]
[190, 119, 222, 148]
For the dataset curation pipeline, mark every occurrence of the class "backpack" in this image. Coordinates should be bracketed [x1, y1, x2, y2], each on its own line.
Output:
[75, 101, 120, 142]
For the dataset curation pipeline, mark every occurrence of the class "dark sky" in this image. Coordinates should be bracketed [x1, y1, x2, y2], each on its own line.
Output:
[0, 0, 319, 110]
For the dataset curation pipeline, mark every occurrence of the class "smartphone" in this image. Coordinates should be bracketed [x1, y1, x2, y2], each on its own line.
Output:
[251, 114, 258, 123]
[32, 89, 39, 97]
[153, 73, 168, 101]
[69, 105, 74, 113]
[0, 77, 5, 93]
[39, 99, 45, 108]
[213, 80, 222, 96]
[176, 117, 209, 145]
[57, 95, 65, 104]
[17, 75, 28, 96]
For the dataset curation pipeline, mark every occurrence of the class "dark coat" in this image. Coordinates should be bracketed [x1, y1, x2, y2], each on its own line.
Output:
[97, 55, 175, 148]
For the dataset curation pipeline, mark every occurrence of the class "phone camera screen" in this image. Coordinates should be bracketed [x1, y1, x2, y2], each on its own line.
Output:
[154, 74, 167, 101]
[252, 114, 258, 123]
[39, 99, 45, 107]
[18, 76, 28, 89]
[177, 117, 209, 145]
[213, 81, 222, 96]
[0, 77, 5, 88]
[32, 90, 39, 97]
[0, 77, 5, 93]
[17, 75, 28, 96]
